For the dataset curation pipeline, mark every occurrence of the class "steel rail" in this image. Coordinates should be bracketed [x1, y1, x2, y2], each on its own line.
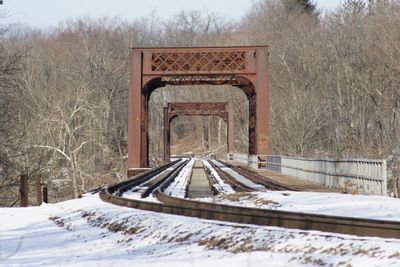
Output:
[141, 159, 188, 198]
[108, 159, 181, 197]
[207, 160, 255, 192]
[100, 160, 400, 239]
[203, 161, 233, 195]
[217, 160, 299, 191]
[202, 163, 219, 195]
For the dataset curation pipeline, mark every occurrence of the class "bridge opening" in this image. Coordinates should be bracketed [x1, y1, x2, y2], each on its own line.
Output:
[170, 115, 228, 159]
[148, 85, 249, 167]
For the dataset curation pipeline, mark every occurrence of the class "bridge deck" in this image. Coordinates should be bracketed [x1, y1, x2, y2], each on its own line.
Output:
[188, 161, 213, 198]
[257, 169, 342, 192]
[228, 161, 342, 193]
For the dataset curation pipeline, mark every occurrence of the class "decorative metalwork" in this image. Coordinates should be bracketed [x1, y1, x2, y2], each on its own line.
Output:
[151, 51, 246, 73]
[161, 75, 241, 86]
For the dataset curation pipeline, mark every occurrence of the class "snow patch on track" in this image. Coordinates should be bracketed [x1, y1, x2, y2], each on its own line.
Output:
[211, 160, 265, 191]
[164, 158, 195, 198]
[203, 160, 235, 193]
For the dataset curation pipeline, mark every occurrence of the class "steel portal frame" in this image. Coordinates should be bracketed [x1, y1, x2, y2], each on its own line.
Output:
[128, 46, 270, 172]
[163, 102, 234, 162]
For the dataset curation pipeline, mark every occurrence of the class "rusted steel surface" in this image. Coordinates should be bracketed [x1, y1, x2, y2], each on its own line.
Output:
[149, 50, 247, 74]
[100, 161, 400, 239]
[163, 102, 234, 163]
[127, 168, 152, 178]
[128, 46, 270, 169]
[167, 102, 228, 116]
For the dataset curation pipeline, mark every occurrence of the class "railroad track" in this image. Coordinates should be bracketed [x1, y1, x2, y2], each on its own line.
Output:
[207, 159, 254, 193]
[100, 159, 400, 239]
[110, 159, 188, 199]
[216, 160, 299, 191]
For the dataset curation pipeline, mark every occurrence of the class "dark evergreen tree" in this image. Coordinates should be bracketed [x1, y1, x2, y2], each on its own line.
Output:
[282, 0, 317, 13]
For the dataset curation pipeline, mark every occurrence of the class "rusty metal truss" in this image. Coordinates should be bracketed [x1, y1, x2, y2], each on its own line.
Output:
[161, 75, 243, 86]
[128, 46, 270, 170]
[151, 51, 246, 73]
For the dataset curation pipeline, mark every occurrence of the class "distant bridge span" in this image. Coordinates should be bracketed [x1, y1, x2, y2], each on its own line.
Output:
[163, 102, 234, 163]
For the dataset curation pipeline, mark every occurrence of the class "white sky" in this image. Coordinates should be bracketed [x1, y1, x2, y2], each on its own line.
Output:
[1, 0, 343, 29]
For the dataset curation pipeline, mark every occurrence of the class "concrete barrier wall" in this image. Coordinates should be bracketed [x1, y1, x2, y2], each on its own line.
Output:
[267, 155, 387, 195]
[232, 153, 249, 165]
[232, 153, 265, 169]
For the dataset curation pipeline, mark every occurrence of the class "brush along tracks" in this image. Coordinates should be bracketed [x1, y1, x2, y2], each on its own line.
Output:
[100, 159, 400, 239]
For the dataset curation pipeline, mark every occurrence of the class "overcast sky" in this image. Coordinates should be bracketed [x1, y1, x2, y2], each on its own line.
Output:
[1, 0, 343, 29]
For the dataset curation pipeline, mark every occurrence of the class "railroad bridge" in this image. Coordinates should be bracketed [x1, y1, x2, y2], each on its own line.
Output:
[128, 46, 270, 176]
[92, 46, 393, 243]
[126, 46, 387, 197]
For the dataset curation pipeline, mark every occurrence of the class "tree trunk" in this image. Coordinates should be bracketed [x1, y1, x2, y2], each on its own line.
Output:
[20, 174, 29, 207]
[70, 158, 79, 198]
[36, 175, 42, 205]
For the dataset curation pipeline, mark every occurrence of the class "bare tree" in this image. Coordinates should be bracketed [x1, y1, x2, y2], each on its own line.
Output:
[3, 0, 400, 203]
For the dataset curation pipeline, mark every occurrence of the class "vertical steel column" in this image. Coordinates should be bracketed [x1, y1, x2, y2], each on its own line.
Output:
[254, 47, 270, 159]
[141, 92, 149, 167]
[248, 93, 256, 155]
[227, 103, 234, 159]
[163, 107, 171, 164]
[128, 50, 145, 170]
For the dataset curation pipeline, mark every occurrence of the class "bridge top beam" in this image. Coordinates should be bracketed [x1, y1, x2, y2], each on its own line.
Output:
[133, 46, 267, 77]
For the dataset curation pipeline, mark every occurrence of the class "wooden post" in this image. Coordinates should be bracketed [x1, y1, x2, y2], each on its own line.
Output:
[36, 176, 42, 205]
[20, 174, 28, 207]
[43, 183, 48, 203]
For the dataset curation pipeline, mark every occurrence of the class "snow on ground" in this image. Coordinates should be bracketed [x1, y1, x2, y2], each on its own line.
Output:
[203, 160, 235, 193]
[2, 194, 400, 267]
[200, 191, 400, 221]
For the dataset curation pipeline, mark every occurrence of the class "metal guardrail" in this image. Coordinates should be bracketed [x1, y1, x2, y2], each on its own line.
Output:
[231, 153, 387, 195]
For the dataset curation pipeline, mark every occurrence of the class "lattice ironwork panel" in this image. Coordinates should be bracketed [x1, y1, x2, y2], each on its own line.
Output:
[151, 51, 246, 73]
[161, 75, 241, 86]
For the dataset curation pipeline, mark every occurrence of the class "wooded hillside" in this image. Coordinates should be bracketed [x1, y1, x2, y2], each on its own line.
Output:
[1, 0, 400, 204]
